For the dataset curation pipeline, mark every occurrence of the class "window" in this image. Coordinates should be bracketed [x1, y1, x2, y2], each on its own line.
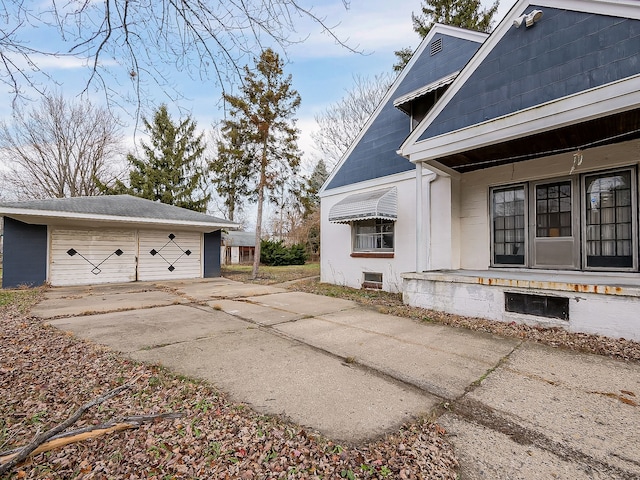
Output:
[584, 170, 634, 268]
[353, 219, 394, 252]
[491, 185, 526, 265]
[536, 181, 572, 237]
[363, 272, 383, 290]
[490, 167, 637, 271]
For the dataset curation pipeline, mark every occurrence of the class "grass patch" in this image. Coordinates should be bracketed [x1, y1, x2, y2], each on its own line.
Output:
[0, 287, 43, 313]
[221, 263, 319, 285]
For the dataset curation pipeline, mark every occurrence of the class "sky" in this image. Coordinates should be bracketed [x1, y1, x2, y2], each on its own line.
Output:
[0, 0, 515, 211]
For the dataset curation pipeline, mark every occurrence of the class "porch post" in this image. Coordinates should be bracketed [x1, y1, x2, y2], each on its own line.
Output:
[416, 162, 424, 273]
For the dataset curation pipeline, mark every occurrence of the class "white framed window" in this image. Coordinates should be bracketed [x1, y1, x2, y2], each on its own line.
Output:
[353, 219, 394, 252]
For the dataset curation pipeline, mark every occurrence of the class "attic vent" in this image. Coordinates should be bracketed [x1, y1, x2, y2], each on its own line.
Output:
[430, 38, 442, 56]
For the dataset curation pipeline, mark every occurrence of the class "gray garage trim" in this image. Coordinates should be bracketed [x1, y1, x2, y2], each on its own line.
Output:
[2, 217, 47, 288]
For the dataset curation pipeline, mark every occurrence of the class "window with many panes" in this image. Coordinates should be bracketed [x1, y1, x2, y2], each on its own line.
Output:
[491, 185, 526, 265]
[536, 181, 572, 238]
[584, 170, 634, 268]
[490, 167, 637, 271]
[353, 219, 394, 252]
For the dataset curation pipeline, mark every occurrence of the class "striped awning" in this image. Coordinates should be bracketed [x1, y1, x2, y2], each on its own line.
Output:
[393, 71, 459, 114]
[328, 187, 397, 224]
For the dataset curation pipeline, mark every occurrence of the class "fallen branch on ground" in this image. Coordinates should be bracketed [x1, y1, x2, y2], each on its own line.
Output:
[0, 413, 184, 465]
[0, 378, 170, 474]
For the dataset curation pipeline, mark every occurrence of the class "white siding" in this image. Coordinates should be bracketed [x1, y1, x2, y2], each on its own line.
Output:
[138, 230, 201, 281]
[321, 175, 417, 293]
[50, 229, 137, 286]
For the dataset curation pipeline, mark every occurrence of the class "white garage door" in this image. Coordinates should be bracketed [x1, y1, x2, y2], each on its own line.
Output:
[137, 230, 201, 281]
[50, 229, 137, 286]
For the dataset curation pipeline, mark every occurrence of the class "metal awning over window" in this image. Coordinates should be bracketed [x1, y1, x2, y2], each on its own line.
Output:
[393, 71, 459, 115]
[328, 187, 397, 224]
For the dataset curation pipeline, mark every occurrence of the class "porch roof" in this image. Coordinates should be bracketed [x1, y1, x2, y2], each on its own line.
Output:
[328, 187, 397, 224]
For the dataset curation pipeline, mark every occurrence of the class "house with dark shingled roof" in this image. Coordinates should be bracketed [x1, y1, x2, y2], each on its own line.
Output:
[322, 0, 640, 342]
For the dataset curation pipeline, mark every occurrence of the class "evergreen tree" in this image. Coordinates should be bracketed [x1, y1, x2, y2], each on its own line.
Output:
[393, 0, 499, 72]
[103, 105, 210, 212]
[222, 48, 302, 278]
[210, 124, 253, 222]
[301, 159, 329, 217]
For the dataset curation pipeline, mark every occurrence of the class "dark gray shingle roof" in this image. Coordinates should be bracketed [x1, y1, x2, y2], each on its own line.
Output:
[0, 195, 236, 226]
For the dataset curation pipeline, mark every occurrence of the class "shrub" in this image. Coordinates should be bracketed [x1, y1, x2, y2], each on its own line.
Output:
[260, 239, 308, 266]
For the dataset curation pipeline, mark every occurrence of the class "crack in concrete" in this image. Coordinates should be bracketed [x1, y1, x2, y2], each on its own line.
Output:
[449, 397, 635, 479]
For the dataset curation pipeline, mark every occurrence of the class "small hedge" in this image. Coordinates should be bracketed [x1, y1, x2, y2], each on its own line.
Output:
[260, 239, 308, 266]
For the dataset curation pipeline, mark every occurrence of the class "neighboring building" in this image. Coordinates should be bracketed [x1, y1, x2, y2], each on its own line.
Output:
[400, 0, 640, 341]
[221, 231, 256, 265]
[321, 0, 640, 341]
[0, 195, 238, 288]
[320, 24, 487, 292]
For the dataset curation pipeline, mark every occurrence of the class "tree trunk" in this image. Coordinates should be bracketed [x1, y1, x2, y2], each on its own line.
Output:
[251, 147, 268, 279]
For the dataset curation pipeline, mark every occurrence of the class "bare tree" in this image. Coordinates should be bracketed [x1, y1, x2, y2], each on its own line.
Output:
[0, 94, 124, 199]
[0, 1, 355, 112]
[312, 72, 393, 169]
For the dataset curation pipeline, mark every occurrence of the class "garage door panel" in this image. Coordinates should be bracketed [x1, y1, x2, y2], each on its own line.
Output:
[50, 229, 137, 286]
[138, 230, 201, 281]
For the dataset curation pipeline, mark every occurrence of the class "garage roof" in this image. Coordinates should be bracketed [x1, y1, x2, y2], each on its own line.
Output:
[0, 195, 239, 232]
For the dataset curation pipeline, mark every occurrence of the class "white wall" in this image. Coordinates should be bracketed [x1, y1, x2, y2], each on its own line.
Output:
[456, 140, 640, 270]
[403, 273, 640, 342]
[321, 174, 418, 293]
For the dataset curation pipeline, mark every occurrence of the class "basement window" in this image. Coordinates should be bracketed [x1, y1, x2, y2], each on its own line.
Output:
[505, 292, 569, 320]
[362, 272, 383, 290]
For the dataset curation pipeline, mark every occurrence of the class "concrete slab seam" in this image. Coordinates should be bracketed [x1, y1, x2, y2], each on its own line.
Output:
[312, 314, 508, 367]
[449, 398, 635, 479]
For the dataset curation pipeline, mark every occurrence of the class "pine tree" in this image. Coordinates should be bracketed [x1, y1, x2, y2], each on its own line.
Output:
[103, 105, 210, 212]
[393, 0, 499, 72]
[413, 0, 499, 36]
[222, 48, 302, 278]
[210, 124, 254, 222]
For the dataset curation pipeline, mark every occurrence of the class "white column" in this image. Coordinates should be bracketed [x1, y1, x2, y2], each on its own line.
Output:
[416, 162, 424, 273]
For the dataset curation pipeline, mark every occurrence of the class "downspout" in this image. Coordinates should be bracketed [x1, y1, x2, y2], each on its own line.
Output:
[415, 162, 437, 273]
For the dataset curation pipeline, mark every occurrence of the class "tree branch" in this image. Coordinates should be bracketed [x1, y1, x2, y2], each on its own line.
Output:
[0, 380, 137, 475]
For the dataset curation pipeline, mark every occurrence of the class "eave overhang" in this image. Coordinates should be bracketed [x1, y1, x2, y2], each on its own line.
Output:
[0, 208, 239, 233]
[402, 75, 640, 173]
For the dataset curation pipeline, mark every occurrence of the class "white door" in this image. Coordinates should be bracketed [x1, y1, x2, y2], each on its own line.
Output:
[50, 229, 137, 286]
[137, 230, 201, 281]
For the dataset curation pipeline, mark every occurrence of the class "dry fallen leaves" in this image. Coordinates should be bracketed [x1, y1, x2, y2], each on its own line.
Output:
[0, 292, 458, 479]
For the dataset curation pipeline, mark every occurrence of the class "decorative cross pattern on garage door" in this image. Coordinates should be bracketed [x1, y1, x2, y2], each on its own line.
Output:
[149, 233, 192, 271]
[66, 248, 124, 275]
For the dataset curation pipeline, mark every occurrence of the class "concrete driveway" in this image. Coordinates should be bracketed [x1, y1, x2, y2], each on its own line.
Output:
[36, 278, 640, 479]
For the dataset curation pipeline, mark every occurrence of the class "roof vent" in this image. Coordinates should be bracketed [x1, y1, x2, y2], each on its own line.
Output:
[430, 38, 442, 56]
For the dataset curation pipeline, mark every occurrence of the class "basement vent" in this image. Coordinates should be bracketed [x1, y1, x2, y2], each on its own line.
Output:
[505, 292, 569, 321]
[362, 272, 383, 290]
[430, 38, 443, 56]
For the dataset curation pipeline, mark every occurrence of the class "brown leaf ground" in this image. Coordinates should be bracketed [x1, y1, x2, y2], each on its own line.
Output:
[0, 288, 457, 479]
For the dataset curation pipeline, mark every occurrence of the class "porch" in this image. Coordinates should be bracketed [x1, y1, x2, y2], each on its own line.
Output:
[402, 269, 640, 341]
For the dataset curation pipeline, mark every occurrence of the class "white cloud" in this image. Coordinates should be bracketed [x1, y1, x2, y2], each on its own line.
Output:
[287, 0, 417, 59]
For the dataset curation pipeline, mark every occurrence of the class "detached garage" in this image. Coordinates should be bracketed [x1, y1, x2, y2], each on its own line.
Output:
[0, 195, 238, 288]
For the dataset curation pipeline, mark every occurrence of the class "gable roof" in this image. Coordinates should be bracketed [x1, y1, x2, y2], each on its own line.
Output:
[321, 24, 487, 194]
[0, 195, 238, 232]
[402, 0, 640, 169]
